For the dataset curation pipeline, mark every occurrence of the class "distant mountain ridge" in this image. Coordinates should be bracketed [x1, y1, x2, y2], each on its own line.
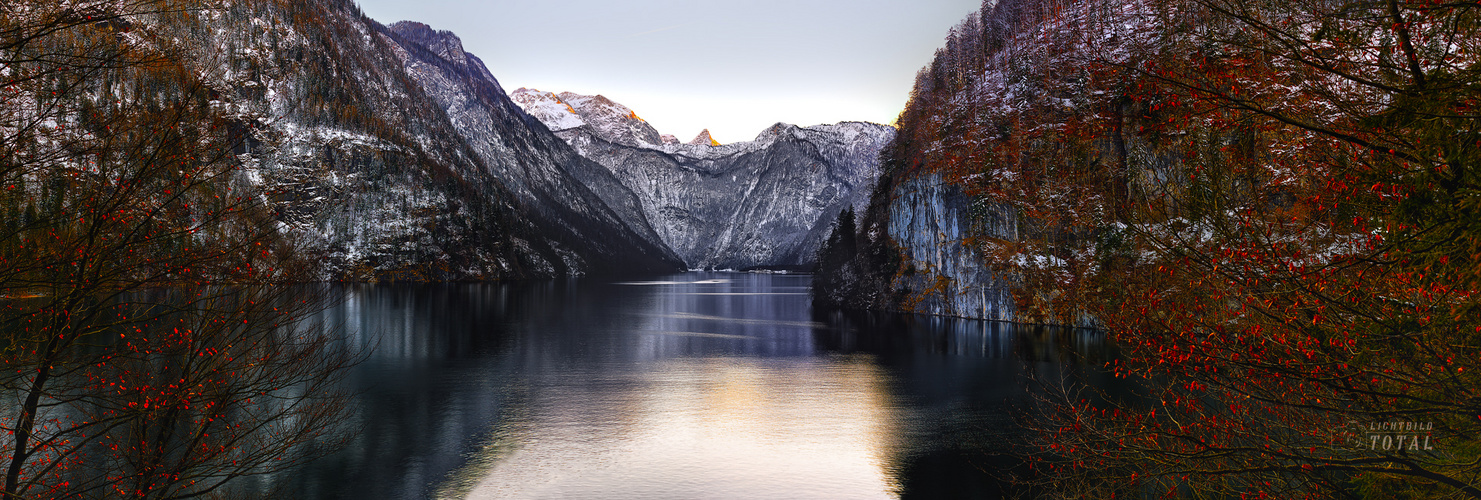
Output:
[512, 89, 894, 270]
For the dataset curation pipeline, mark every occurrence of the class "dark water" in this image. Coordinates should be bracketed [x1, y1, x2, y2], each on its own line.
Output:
[267, 272, 1113, 499]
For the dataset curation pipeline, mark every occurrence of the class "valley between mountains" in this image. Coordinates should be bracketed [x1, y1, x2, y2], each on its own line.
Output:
[103, 3, 896, 279]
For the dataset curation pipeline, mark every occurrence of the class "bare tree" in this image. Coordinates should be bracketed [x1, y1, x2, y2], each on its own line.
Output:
[1, 2, 354, 498]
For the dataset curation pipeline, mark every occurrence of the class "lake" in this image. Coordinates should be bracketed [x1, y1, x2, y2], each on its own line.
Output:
[262, 272, 1113, 499]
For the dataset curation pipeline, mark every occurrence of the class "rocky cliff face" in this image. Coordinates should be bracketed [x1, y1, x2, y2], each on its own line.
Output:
[809, 0, 1050, 320]
[513, 89, 895, 270]
[379, 22, 682, 272]
[136, 0, 682, 280]
[812, 0, 1131, 324]
[881, 174, 1017, 320]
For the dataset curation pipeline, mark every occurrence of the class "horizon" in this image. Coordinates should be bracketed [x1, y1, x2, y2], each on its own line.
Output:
[352, 0, 983, 143]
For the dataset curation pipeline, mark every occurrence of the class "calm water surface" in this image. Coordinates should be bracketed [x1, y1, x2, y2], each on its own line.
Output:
[272, 272, 1112, 499]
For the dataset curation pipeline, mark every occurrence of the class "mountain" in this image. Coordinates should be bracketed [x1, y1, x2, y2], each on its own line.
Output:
[688, 129, 720, 146]
[507, 88, 587, 133]
[87, 0, 683, 280]
[512, 89, 894, 270]
[378, 22, 682, 273]
[10, 0, 891, 280]
[510, 89, 665, 147]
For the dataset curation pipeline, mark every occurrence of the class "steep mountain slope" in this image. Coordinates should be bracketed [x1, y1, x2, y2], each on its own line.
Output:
[379, 22, 681, 271]
[166, 0, 681, 279]
[812, 0, 1130, 320]
[513, 89, 894, 270]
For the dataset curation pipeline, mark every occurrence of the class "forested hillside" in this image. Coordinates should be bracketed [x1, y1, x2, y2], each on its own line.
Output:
[815, 0, 1481, 496]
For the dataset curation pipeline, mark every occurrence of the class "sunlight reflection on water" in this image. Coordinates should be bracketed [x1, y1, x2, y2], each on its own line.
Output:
[443, 356, 903, 500]
[432, 273, 904, 499]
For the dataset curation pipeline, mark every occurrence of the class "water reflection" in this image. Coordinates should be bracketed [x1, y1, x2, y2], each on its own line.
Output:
[280, 273, 1112, 499]
[445, 356, 902, 499]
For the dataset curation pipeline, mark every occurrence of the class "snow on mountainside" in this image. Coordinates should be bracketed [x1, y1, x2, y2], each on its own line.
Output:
[104, 0, 682, 280]
[510, 88, 665, 147]
[513, 90, 894, 270]
[381, 22, 681, 271]
[556, 92, 666, 147]
[508, 88, 586, 131]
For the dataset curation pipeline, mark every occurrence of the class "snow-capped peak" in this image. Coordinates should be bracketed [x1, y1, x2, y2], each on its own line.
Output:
[554, 92, 664, 146]
[510, 88, 586, 132]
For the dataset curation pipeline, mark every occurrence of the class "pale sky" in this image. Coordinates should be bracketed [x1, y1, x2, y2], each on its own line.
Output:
[353, 0, 984, 143]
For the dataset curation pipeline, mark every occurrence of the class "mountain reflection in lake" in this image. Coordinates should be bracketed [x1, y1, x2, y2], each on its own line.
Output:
[269, 273, 1113, 499]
